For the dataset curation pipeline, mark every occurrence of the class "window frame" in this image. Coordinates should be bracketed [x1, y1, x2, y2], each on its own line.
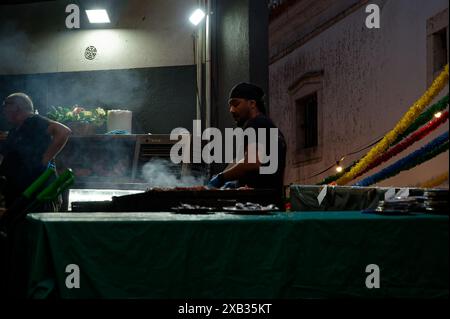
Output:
[426, 8, 449, 86]
[288, 71, 324, 166]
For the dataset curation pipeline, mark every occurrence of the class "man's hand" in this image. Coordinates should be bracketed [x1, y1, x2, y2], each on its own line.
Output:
[41, 155, 52, 167]
[207, 173, 225, 189]
[222, 181, 239, 189]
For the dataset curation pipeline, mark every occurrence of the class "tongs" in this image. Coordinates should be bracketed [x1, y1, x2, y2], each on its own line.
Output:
[0, 168, 74, 239]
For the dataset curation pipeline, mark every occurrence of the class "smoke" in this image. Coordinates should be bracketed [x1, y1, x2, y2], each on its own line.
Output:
[142, 158, 206, 188]
[49, 68, 146, 109]
[0, 20, 29, 75]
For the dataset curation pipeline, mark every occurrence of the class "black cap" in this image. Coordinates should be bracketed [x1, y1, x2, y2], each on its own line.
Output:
[229, 82, 264, 102]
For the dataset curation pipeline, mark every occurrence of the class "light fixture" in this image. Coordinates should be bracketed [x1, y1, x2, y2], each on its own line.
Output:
[86, 9, 111, 24]
[434, 111, 442, 118]
[189, 9, 205, 26]
[335, 157, 345, 173]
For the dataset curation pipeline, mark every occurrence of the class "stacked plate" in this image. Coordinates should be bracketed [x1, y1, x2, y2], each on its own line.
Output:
[171, 203, 215, 214]
[371, 189, 448, 215]
[423, 190, 449, 214]
[374, 197, 426, 214]
[223, 202, 279, 215]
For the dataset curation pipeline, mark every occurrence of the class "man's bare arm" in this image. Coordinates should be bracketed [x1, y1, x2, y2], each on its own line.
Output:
[222, 143, 261, 181]
[41, 120, 72, 165]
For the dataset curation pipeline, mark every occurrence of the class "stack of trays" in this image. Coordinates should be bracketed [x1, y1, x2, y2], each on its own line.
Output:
[374, 197, 425, 214]
[372, 189, 448, 215]
[423, 189, 449, 214]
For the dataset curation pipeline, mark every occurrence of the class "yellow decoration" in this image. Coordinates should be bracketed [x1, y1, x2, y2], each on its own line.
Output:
[419, 172, 449, 188]
[48, 105, 107, 126]
[336, 64, 449, 185]
[95, 107, 106, 116]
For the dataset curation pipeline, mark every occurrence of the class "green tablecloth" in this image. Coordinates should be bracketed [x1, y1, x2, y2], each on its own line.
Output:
[10, 211, 450, 298]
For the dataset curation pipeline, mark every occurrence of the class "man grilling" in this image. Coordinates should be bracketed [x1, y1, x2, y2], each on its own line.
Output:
[0, 93, 72, 211]
[207, 82, 287, 207]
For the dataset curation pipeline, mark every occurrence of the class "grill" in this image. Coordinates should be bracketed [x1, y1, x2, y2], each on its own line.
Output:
[131, 135, 192, 179]
[72, 188, 280, 212]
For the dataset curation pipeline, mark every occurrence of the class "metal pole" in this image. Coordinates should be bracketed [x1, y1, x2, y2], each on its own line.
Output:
[205, 0, 212, 129]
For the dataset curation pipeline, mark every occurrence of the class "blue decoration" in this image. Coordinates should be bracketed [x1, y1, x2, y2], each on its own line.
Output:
[354, 131, 449, 186]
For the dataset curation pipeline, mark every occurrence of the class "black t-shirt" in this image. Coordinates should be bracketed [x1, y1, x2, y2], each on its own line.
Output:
[240, 114, 287, 196]
[0, 115, 52, 206]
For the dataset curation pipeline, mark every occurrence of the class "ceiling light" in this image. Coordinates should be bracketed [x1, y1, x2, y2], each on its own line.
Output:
[86, 9, 111, 24]
[189, 9, 205, 26]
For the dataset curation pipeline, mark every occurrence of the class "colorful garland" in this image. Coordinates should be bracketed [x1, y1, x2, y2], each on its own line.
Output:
[363, 141, 449, 186]
[392, 94, 449, 145]
[336, 64, 449, 185]
[353, 110, 449, 179]
[419, 172, 449, 188]
[318, 163, 352, 185]
[354, 131, 449, 186]
[318, 95, 449, 185]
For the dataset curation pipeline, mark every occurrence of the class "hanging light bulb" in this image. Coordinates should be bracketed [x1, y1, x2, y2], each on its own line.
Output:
[434, 112, 443, 118]
[335, 159, 344, 173]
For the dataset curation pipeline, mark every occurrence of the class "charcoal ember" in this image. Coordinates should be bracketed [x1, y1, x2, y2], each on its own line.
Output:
[174, 186, 208, 191]
[113, 187, 279, 212]
[147, 186, 208, 192]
